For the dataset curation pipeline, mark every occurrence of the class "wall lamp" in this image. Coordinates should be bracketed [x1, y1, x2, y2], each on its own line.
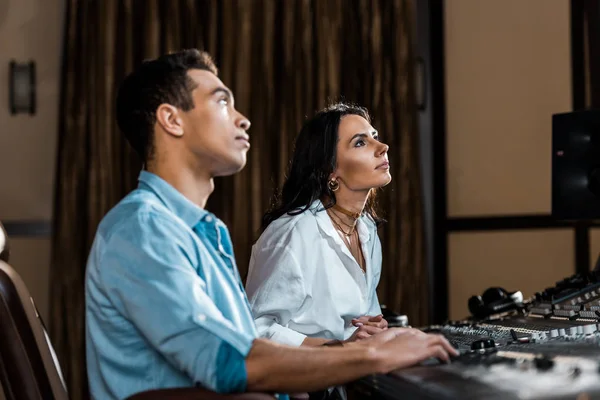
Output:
[9, 60, 36, 115]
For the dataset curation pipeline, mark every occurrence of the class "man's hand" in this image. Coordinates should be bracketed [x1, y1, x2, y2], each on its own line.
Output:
[360, 327, 413, 345]
[245, 328, 458, 393]
[368, 328, 459, 372]
[352, 314, 388, 330]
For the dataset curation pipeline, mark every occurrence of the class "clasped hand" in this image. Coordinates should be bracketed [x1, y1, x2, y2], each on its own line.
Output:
[345, 314, 388, 342]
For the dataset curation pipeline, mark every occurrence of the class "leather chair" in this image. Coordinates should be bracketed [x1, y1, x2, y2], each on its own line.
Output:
[0, 221, 9, 262]
[0, 259, 68, 400]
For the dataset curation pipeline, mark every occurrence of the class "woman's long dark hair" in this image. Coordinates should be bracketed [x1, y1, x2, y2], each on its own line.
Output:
[262, 102, 383, 230]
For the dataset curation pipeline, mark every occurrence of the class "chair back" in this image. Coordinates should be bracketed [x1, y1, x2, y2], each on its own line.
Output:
[0, 260, 68, 400]
[0, 222, 9, 262]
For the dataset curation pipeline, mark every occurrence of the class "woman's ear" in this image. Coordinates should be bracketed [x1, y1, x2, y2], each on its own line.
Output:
[156, 104, 184, 138]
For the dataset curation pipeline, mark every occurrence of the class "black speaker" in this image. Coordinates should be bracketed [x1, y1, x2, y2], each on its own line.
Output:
[552, 109, 600, 220]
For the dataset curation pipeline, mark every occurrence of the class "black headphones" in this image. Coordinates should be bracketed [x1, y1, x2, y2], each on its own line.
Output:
[468, 287, 523, 319]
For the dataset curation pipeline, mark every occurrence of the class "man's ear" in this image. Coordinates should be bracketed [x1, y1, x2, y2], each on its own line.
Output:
[156, 104, 184, 137]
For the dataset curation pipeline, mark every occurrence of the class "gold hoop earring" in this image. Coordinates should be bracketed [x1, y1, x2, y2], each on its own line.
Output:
[328, 179, 340, 192]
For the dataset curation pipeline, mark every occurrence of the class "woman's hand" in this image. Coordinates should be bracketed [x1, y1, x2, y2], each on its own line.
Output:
[345, 324, 385, 342]
[345, 314, 388, 342]
[352, 314, 388, 330]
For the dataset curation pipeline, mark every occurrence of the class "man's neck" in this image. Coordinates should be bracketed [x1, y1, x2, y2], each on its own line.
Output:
[147, 161, 214, 209]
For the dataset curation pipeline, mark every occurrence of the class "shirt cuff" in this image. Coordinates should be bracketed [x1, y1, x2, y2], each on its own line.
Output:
[269, 324, 307, 347]
[215, 341, 247, 393]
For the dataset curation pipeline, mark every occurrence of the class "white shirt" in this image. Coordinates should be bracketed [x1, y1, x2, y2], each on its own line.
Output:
[245, 200, 382, 346]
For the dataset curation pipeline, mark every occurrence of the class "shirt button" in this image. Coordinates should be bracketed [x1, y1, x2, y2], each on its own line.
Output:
[205, 216, 213, 223]
[196, 314, 207, 322]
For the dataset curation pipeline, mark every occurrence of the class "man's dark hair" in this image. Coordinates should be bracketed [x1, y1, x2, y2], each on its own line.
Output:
[116, 49, 218, 163]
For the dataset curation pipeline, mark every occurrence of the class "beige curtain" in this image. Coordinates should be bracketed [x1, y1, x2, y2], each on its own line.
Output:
[50, 1, 424, 399]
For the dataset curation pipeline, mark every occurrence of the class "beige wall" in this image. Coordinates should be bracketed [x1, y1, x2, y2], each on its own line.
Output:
[446, 0, 572, 217]
[445, 0, 574, 319]
[590, 229, 600, 270]
[0, 0, 65, 321]
[449, 230, 574, 319]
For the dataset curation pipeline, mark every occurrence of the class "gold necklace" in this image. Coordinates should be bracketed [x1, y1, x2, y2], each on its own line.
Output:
[332, 203, 361, 220]
[329, 209, 357, 231]
[327, 210, 366, 273]
[345, 229, 366, 273]
[328, 211, 354, 236]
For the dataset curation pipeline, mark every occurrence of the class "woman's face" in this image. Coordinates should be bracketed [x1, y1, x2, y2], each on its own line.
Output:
[331, 114, 391, 191]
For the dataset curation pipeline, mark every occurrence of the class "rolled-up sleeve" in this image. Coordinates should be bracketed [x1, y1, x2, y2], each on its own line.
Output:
[98, 212, 253, 393]
[246, 245, 308, 346]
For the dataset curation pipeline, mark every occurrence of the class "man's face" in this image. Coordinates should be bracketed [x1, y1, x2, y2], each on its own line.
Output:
[179, 69, 251, 177]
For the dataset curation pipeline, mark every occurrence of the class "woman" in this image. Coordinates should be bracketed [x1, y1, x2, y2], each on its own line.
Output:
[245, 102, 391, 346]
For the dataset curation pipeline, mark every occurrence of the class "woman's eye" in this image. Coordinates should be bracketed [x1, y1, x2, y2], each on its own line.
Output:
[355, 140, 366, 147]
[218, 98, 228, 105]
[373, 135, 381, 142]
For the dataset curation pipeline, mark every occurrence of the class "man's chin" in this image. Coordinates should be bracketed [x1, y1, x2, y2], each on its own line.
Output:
[213, 158, 247, 177]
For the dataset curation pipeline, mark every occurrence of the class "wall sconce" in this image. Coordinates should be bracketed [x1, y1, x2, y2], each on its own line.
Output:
[9, 60, 36, 115]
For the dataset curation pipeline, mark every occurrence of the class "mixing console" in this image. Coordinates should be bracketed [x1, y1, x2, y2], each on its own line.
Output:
[351, 270, 600, 399]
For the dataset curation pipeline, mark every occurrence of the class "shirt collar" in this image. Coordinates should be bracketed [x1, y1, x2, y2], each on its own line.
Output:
[137, 170, 209, 227]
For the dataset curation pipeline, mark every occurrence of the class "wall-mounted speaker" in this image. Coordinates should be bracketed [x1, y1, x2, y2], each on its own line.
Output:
[552, 109, 600, 220]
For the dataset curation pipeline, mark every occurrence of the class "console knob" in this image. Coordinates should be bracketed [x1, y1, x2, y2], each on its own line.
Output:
[534, 356, 554, 371]
[559, 328, 567, 337]
[387, 315, 409, 327]
[583, 324, 597, 335]
[471, 339, 495, 351]
[550, 329, 559, 338]
[569, 327, 578, 335]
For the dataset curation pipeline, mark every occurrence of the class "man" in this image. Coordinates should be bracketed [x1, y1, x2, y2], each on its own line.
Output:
[85, 49, 457, 400]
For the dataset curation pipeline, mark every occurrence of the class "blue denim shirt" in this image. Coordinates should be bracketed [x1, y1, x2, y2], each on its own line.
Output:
[85, 171, 265, 399]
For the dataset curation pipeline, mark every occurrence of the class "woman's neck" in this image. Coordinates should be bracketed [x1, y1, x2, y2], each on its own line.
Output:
[323, 188, 370, 227]
[332, 188, 369, 216]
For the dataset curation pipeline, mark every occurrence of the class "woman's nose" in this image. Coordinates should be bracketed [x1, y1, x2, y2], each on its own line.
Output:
[378, 142, 389, 156]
